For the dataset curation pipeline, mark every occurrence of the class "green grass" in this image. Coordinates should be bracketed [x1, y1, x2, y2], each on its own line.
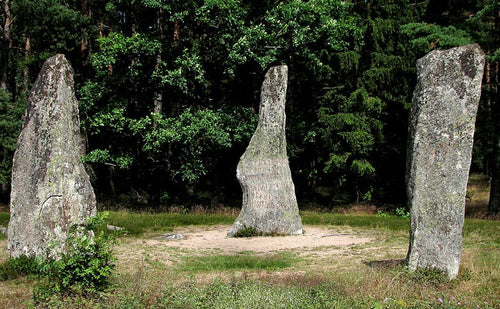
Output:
[302, 211, 500, 236]
[0, 212, 7, 240]
[301, 211, 410, 231]
[157, 279, 362, 309]
[28, 279, 365, 309]
[105, 210, 411, 236]
[1, 209, 497, 238]
[0, 212, 8, 226]
[0, 208, 498, 309]
[105, 210, 235, 235]
[180, 253, 295, 272]
[462, 217, 500, 237]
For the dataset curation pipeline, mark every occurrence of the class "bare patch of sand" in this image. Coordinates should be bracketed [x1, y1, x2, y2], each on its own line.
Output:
[142, 225, 371, 254]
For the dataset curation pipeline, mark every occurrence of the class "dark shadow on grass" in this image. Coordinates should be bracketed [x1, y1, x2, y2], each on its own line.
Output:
[363, 259, 406, 269]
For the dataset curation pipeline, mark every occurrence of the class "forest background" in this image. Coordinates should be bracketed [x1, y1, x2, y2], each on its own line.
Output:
[0, 0, 499, 213]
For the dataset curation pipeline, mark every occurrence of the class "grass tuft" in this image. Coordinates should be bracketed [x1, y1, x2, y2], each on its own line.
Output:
[233, 226, 261, 238]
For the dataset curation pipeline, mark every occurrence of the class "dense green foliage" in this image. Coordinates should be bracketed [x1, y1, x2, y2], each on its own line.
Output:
[34, 213, 115, 301]
[0, 0, 498, 209]
[0, 89, 24, 193]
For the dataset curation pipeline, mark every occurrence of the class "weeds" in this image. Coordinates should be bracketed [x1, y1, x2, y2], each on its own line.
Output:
[376, 210, 390, 218]
[231, 226, 287, 237]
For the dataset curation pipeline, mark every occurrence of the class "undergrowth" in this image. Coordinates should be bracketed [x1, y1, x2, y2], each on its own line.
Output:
[34, 213, 116, 304]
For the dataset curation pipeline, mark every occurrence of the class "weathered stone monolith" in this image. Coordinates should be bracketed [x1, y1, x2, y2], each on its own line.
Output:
[227, 65, 302, 237]
[406, 44, 485, 279]
[7, 54, 97, 258]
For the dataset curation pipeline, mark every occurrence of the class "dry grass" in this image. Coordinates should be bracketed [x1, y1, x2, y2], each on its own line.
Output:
[0, 174, 498, 308]
[0, 239, 34, 308]
[98, 223, 499, 308]
[1, 219, 498, 308]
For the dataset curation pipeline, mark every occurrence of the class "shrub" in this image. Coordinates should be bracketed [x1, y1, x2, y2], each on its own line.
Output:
[34, 212, 116, 302]
[395, 207, 410, 218]
[375, 210, 389, 218]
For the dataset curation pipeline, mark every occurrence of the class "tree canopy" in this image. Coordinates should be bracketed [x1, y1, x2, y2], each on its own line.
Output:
[0, 0, 498, 211]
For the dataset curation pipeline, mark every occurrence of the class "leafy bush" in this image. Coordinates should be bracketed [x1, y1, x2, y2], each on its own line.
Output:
[375, 210, 390, 218]
[34, 212, 116, 302]
[395, 207, 410, 218]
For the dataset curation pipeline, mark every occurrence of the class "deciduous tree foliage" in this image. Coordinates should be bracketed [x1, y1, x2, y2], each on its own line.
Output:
[0, 0, 497, 211]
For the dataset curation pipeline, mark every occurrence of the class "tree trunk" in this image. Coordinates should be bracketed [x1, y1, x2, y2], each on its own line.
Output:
[80, 0, 89, 59]
[488, 59, 500, 215]
[489, 139, 500, 214]
[153, 8, 164, 115]
[1, 0, 13, 90]
[153, 54, 163, 114]
[23, 36, 30, 95]
[488, 7, 500, 215]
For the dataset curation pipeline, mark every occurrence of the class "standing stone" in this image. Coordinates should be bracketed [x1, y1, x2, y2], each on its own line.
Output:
[228, 65, 302, 237]
[406, 44, 485, 279]
[7, 54, 96, 258]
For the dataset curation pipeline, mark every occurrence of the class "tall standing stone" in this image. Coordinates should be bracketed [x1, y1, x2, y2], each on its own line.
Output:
[7, 54, 97, 258]
[406, 44, 485, 279]
[228, 65, 302, 237]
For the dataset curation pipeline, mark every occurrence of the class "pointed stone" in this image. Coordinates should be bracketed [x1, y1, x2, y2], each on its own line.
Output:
[406, 44, 485, 279]
[7, 54, 97, 258]
[228, 65, 302, 237]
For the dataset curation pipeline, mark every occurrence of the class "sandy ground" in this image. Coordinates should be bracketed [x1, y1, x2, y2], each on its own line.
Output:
[152, 225, 371, 253]
[117, 225, 372, 258]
